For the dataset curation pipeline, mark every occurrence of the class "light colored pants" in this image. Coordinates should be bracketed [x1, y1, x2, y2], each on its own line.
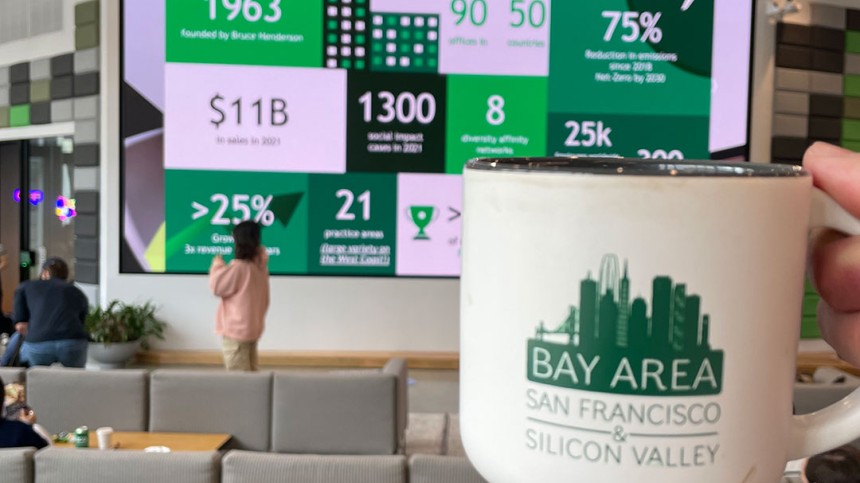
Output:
[221, 336, 258, 371]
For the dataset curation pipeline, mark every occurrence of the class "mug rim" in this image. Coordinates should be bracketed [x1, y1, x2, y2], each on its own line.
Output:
[465, 157, 808, 178]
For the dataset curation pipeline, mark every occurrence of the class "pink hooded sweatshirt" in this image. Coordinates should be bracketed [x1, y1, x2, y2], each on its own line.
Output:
[209, 248, 270, 342]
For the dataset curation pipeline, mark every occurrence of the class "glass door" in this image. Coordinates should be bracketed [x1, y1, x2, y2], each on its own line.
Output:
[0, 137, 76, 315]
[0, 141, 21, 315]
[28, 137, 76, 279]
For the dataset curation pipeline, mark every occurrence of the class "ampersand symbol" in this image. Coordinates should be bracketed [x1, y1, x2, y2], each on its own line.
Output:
[612, 425, 627, 442]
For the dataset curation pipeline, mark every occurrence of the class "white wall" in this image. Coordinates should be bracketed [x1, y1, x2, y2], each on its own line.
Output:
[101, 0, 781, 352]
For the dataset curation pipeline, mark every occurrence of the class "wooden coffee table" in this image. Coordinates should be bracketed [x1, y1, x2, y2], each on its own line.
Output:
[56, 431, 231, 451]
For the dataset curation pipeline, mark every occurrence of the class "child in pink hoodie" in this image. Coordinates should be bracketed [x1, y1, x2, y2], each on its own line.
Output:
[209, 221, 270, 371]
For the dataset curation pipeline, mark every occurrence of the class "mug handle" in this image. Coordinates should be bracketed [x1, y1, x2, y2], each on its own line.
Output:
[789, 187, 860, 459]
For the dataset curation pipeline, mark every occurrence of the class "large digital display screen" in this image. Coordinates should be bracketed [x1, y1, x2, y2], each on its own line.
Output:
[121, 0, 754, 277]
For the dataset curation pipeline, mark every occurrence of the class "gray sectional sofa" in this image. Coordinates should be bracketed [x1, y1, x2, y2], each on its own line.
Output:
[0, 360, 489, 483]
[6, 360, 406, 453]
[0, 448, 487, 483]
[4, 362, 855, 483]
[0, 447, 35, 483]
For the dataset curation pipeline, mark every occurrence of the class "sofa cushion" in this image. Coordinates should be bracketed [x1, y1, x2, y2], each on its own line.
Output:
[149, 369, 272, 451]
[0, 367, 26, 385]
[26, 367, 149, 434]
[271, 371, 397, 454]
[222, 450, 406, 483]
[405, 413, 446, 456]
[34, 447, 220, 483]
[0, 447, 35, 483]
[445, 413, 466, 456]
[409, 455, 487, 483]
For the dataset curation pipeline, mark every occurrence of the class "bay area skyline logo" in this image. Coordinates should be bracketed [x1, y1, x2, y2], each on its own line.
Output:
[527, 254, 724, 396]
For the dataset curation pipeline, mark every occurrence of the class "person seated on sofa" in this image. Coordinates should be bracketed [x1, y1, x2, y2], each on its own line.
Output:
[4, 402, 51, 445]
[4, 382, 51, 446]
[0, 376, 48, 449]
[803, 445, 860, 483]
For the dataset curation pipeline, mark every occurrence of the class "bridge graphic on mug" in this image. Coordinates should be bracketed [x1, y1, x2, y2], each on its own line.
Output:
[527, 254, 724, 396]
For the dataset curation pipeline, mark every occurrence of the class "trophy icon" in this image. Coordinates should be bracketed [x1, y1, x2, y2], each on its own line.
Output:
[408, 205, 437, 240]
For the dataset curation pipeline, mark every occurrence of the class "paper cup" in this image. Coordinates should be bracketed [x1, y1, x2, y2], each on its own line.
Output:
[95, 427, 113, 450]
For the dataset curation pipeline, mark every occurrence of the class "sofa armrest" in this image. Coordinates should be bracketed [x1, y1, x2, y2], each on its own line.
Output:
[0, 447, 35, 483]
[382, 358, 409, 451]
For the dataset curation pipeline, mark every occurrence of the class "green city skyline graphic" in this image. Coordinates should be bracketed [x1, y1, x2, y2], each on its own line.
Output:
[527, 254, 724, 396]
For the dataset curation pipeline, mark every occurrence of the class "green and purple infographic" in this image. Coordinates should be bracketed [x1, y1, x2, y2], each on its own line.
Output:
[122, 0, 752, 276]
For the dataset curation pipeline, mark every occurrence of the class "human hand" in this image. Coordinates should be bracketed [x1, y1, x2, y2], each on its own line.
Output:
[14, 322, 28, 336]
[803, 142, 860, 366]
[18, 407, 36, 424]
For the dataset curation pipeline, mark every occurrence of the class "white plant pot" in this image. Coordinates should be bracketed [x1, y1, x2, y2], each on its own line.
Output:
[88, 341, 141, 369]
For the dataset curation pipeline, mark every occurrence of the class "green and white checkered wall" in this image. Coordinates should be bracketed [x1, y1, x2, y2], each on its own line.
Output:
[772, 5, 860, 339]
[773, 5, 860, 164]
[0, 0, 101, 284]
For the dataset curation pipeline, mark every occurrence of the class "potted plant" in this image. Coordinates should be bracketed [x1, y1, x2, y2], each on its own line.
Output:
[86, 300, 167, 368]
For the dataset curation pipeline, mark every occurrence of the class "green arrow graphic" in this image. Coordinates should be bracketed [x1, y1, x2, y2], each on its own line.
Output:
[164, 191, 305, 261]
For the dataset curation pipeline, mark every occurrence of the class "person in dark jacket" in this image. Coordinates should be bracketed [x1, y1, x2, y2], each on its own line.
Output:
[0, 376, 48, 449]
[12, 257, 89, 367]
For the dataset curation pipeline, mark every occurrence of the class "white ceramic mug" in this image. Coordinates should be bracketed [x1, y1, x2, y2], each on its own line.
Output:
[460, 158, 860, 483]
